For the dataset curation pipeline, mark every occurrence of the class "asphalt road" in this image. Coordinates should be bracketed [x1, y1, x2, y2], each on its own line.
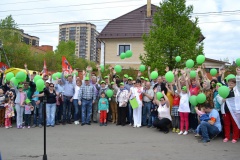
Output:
[0, 123, 239, 160]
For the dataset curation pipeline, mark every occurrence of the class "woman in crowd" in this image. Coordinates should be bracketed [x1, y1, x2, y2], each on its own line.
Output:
[153, 91, 172, 134]
[73, 79, 82, 125]
[128, 79, 143, 128]
[116, 82, 129, 126]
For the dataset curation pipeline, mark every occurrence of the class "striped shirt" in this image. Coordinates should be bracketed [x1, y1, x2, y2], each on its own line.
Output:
[78, 84, 96, 101]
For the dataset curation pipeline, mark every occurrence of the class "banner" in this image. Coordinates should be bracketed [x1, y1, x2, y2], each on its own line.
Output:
[62, 56, 72, 74]
[226, 96, 240, 129]
[41, 59, 48, 76]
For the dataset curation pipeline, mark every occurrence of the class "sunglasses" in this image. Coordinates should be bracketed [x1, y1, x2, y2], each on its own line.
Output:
[49, 86, 54, 87]
[133, 83, 136, 84]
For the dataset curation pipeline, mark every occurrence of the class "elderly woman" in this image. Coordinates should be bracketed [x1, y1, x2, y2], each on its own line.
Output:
[116, 82, 129, 126]
[153, 91, 172, 134]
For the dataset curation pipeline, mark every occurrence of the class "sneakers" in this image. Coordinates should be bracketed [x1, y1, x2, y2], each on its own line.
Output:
[176, 128, 180, 133]
[5, 126, 9, 129]
[183, 131, 188, 135]
[100, 123, 103, 126]
[195, 134, 200, 137]
[74, 121, 79, 125]
[223, 138, 229, 142]
[178, 131, 183, 135]
[39, 124, 42, 128]
[172, 128, 176, 133]
[28, 126, 30, 129]
[104, 123, 107, 126]
[32, 124, 36, 128]
[232, 139, 237, 143]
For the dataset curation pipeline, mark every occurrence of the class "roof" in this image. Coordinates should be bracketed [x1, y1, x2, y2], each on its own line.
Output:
[98, 4, 158, 39]
[205, 58, 230, 64]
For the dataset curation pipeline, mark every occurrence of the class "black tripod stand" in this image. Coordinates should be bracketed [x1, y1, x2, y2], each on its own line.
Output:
[0, 40, 11, 67]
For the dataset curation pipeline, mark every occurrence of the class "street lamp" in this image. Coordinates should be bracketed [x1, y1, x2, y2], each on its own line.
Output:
[43, 95, 47, 160]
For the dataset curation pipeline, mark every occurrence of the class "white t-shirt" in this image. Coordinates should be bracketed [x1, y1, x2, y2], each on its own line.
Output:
[158, 103, 172, 121]
[73, 85, 81, 99]
[178, 92, 190, 113]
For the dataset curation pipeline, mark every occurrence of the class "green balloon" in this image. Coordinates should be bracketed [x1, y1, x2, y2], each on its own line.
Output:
[190, 70, 196, 78]
[189, 95, 198, 106]
[186, 59, 194, 68]
[218, 86, 230, 98]
[72, 71, 78, 76]
[236, 58, 240, 67]
[52, 73, 57, 80]
[36, 79, 45, 89]
[16, 71, 27, 82]
[120, 52, 126, 59]
[196, 55, 205, 65]
[6, 72, 14, 81]
[106, 89, 113, 98]
[10, 77, 19, 86]
[100, 65, 104, 72]
[175, 56, 181, 62]
[125, 50, 133, 58]
[156, 92, 163, 100]
[34, 75, 42, 83]
[56, 72, 62, 78]
[196, 93, 206, 104]
[210, 68, 217, 76]
[114, 65, 122, 73]
[37, 85, 45, 92]
[150, 71, 158, 80]
[165, 71, 174, 83]
[139, 65, 146, 72]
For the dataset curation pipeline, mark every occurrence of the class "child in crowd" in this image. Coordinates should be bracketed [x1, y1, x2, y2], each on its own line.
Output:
[0, 88, 6, 127]
[4, 98, 14, 129]
[23, 99, 34, 129]
[98, 92, 109, 126]
[150, 102, 158, 128]
[171, 90, 180, 133]
[194, 106, 210, 137]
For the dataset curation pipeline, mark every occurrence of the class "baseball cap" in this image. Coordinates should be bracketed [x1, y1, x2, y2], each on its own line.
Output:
[111, 82, 114, 85]
[140, 76, 145, 79]
[145, 78, 149, 82]
[216, 83, 222, 87]
[104, 76, 109, 79]
[128, 77, 133, 80]
[100, 80, 106, 84]
[115, 75, 120, 78]
[182, 86, 187, 91]
[120, 82, 124, 86]
[85, 77, 90, 81]
[124, 74, 128, 78]
[18, 84, 24, 88]
[25, 99, 31, 104]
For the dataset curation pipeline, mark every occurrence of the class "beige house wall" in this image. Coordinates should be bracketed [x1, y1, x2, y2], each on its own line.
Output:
[204, 61, 225, 69]
[104, 38, 145, 69]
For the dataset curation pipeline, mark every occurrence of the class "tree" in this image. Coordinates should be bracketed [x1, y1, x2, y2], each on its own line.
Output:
[140, 0, 204, 75]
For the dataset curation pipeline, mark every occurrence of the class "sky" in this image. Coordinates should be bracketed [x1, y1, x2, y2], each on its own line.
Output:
[0, 0, 239, 63]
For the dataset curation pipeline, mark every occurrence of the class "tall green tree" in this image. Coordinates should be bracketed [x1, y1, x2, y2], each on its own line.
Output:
[140, 0, 204, 75]
[0, 15, 32, 68]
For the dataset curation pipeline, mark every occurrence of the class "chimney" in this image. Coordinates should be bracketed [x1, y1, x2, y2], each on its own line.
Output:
[147, 0, 151, 17]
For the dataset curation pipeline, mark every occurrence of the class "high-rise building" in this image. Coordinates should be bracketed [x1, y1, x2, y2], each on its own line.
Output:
[19, 29, 39, 46]
[59, 23, 99, 62]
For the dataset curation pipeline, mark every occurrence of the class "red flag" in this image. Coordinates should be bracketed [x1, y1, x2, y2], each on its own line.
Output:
[62, 56, 72, 74]
[41, 59, 48, 76]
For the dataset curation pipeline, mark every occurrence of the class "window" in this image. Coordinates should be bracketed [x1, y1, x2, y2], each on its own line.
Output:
[118, 44, 130, 55]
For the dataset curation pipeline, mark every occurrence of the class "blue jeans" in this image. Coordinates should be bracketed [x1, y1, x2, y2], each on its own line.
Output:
[46, 103, 56, 126]
[127, 102, 133, 124]
[55, 102, 63, 123]
[81, 99, 93, 124]
[63, 96, 73, 122]
[73, 99, 81, 121]
[149, 116, 157, 127]
[33, 101, 43, 125]
[199, 121, 220, 141]
[142, 102, 151, 126]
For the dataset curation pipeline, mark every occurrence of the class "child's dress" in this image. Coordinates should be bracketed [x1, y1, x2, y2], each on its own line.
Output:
[24, 104, 32, 128]
[4, 103, 14, 128]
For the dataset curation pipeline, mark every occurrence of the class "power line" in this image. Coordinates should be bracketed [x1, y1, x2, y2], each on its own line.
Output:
[0, 0, 50, 6]
[0, 0, 139, 12]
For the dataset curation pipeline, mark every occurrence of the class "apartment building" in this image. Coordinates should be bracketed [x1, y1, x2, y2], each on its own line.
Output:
[19, 29, 39, 46]
[59, 22, 99, 62]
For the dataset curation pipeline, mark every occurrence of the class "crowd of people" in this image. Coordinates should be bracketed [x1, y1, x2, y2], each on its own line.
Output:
[0, 64, 239, 144]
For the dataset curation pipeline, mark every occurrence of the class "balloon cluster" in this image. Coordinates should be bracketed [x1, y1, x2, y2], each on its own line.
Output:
[120, 50, 133, 60]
